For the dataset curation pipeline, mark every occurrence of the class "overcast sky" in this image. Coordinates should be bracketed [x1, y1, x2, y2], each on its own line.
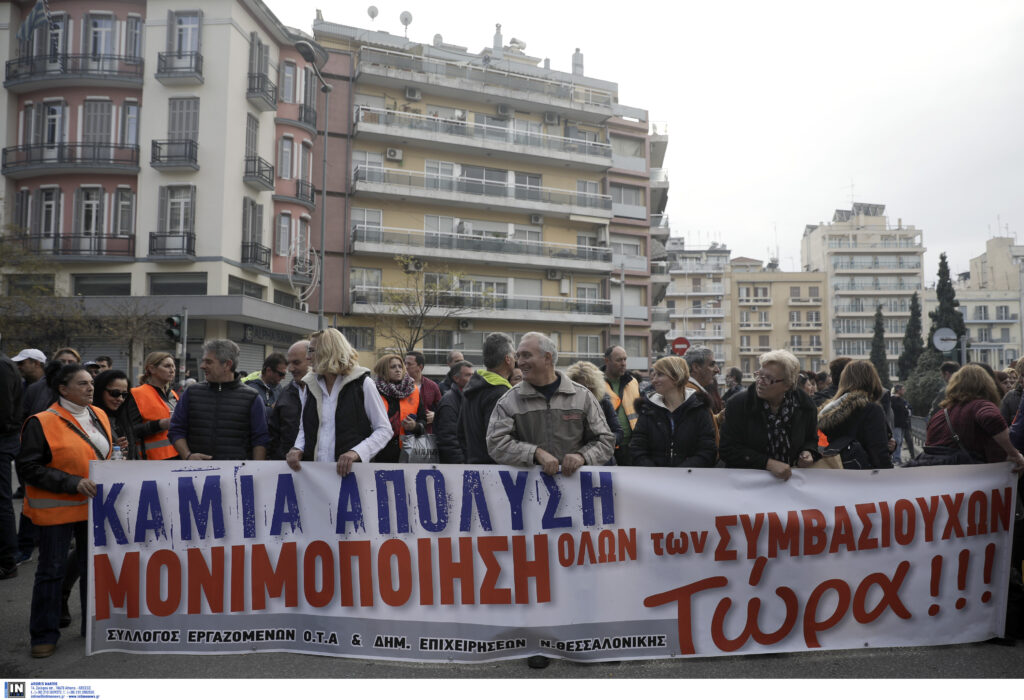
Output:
[266, 0, 1024, 282]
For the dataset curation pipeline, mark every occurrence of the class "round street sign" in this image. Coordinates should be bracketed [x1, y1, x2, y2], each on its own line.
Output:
[933, 327, 957, 352]
[671, 337, 691, 356]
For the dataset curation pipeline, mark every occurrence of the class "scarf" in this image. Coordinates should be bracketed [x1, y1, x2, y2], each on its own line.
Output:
[375, 374, 415, 400]
[762, 390, 798, 465]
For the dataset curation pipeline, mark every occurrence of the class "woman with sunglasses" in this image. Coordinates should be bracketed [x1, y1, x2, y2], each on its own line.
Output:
[129, 352, 178, 460]
[719, 350, 820, 480]
[92, 370, 138, 459]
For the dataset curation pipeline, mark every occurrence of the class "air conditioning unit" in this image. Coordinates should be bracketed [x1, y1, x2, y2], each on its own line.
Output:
[404, 87, 422, 102]
[496, 104, 512, 119]
[299, 302, 309, 312]
[457, 319, 474, 331]
[529, 214, 544, 226]
[385, 147, 403, 161]
[404, 258, 424, 273]
[546, 269, 563, 281]
[544, 111, 559, 125]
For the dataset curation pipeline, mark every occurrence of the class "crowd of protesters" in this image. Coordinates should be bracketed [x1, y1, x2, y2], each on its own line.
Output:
[3, 332, 1024, 663]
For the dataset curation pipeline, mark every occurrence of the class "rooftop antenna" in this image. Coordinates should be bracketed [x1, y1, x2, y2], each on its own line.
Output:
[367, 5, 377, 22]
[847, 179, 855, 208]
[399, 11, 412, 38]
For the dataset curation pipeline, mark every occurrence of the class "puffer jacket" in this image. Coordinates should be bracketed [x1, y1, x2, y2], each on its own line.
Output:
[486, 371, 614, 468]
[719, 384, 820, 469]
[817, 390, 892, 469]
[630, 388, 717, 468]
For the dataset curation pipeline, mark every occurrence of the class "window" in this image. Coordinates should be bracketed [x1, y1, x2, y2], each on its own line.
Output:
[245, 114, 258, 158]
[975, 306, 989, 321]
[278, 137, 293, 179]
[610, 235, 642, 256]
[82, 100, 112, 146]
[296, 218, 310, 255]
[425, 215, 455, 234]
[39, 102, 64, 145]
[73, 274, 130, 296]
[42, 15, 66, 58]
[274, 290, 299, 308]
[739, 311, 751, 324]
[576, 284, 599, 301]
[13, 190, 30, 233]
[171, 12, 201, 55]
[462, 165, 507, 196]
[740, 335, 751, 349]
[125, 17, 143, 59]
[577, 180, 599, 207]
[790, 335, 802, 348]
[758, 335, 770, 349]
[354, 150, 385, 182]
[754, 286, 769, 299]
[280, 62, 296, 103]
[351, 268, 382, 303]
[997, 305, 1011, 320]
[978, 328, 991, 342]
[352, 208, 383, 242]
[789, 311, 801, 323]
[159, 185, 195, 233]
[73, 187, 103, 236]
[758, 311, 770, 323]
[228, 275, 266, 299]
[1002, 328, 1011, 342]
[276, 213, 291, 256]
[577, 335, 601, 358]
[808, 286, 819, 297]
[514, 172, 541, 201]
[114, 188, 134, 236]
[149, 272, 206, 295]
[610, 184, 644, 206]
[33, 187, 60, 235]
[624, 336, 647, 359]
[809, 335, 822, 347]
[340, 327, 375, 351]
[6, 274, 55, 296]
[248, 32, 270, 76]
[168, 97, 199, 142]
[121, 102, 139, 146]
[241, 197, 263, 244]
[789, 286, 800, 298]
[87, 14, 114, 57]
[300, 143, 312, 182]
[808, 311, 821, 323]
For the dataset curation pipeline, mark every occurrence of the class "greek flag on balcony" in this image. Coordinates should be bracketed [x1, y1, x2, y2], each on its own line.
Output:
[16, 0, 52, 43]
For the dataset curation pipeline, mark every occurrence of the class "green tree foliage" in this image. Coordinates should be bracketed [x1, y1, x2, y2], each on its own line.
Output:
[904, 350, 944, 416]
[927, 252, 967, 346]
[870, 305, 891, 388]
[898, 292, 924, 379]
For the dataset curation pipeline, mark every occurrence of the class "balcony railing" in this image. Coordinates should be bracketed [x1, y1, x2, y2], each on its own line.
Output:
[670, 262, 726, 274]
[151, 139, 198, 169]
[833, 282, 922, 291]
[354, 106, 612, 159]
[674, 308, 725, 317]
[351, 285, 612, 316]
[789, 296, 823, 304]
[358, 47, 614, 108]
[149, 232, 196, 256]
[353, 166, 612, 211]
[295, 180, 315, 205]
[2, 142, 139, 173]
[5, 53, 143, 85]
[832, 261, 922, 270]
[298, 104, 317, 129]
[737, 297, 772, 304]
[352, 225, 612, 262]
[1, 234, 135, 257]
[247, 73, 277, 110]
[244, 155, 274, 190]
[242, 242, 271, 268]
[155, 51, 203, 81]
[834, 304, 911, 313]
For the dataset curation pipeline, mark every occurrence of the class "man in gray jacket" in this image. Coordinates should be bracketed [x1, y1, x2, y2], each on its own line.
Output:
[486, 332, 613, 476]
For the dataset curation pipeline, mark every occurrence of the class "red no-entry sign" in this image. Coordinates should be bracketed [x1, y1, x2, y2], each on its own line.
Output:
[671, 337, 690, 356]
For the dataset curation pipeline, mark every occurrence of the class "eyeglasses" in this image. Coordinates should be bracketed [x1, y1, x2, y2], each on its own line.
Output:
[106, 389, 130, 399]
[273, 368, 287, 378]
[754, 371, 784, 386]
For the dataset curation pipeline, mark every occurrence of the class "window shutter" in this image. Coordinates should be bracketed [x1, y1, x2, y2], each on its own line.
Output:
[32, 103, 43, 143]
[196, 10, 203, 54]
[96, 189, 105, 234]
[256, 203, 264, 244]
[166, 10, 174, 53]
[30, 190, 42, 234]
[187, 185, 196, 232]
[158, 186, 168, 231]
[72, 188, 82, 233]
[241, 198, 250, 242]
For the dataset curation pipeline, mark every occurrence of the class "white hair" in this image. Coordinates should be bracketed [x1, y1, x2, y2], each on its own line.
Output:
[520, 331, 557, 364]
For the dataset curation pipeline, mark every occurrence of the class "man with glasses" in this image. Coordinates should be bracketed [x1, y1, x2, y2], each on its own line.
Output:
[244, 352, 288, 420]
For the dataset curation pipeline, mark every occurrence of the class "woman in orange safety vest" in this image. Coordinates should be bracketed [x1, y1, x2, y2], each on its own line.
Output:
[129, 351, 179, 459]
[16, 364, 111, 659]
[371, 353, 426, 462]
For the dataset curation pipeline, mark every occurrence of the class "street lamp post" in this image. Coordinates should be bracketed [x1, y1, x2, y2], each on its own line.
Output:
[295, 40, 331, 331]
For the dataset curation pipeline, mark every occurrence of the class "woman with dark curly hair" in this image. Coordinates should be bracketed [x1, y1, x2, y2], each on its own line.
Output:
[92, 370, 139, 460]
[371, 353, 426, 463]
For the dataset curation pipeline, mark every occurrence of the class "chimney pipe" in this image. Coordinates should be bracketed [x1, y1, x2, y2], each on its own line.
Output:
[572, 48, 583, 75]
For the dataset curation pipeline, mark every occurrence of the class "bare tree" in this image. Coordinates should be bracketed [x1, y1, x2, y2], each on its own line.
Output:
[96, 297, 168, 377]
[362, 255, 478, 356]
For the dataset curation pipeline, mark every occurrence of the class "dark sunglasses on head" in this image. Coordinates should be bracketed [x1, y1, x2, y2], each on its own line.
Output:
[106, 389, 130, 399]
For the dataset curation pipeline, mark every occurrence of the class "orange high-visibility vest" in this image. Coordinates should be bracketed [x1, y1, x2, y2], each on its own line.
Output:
[131, 383, 179, 459]
[604, 378, 640, 430]
[398, 386, 421, 437]
[23, 403, 112, 526]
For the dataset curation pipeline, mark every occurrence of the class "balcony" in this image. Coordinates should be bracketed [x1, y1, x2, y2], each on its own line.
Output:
[737, 296, 772, 305]
[788, 321, 823, 330]
[151, 140, 199, 171]
[5, 53, 143, 92]
[2, 142, 139, 178]
[650, 168, 669, 213]
[682, 330, 726, 341]
[356, 47, 614, 121]
[351, 225, 612, 272]
[247, 73, 277, 111]
[790, 346, 823, 355]
[352, 166, 612, 218]
[832, 261, 922, 271]
[833, 282, 922, 293]
[650, 260, 671, 285]
[672, 307, 725, 318]
[612, 252, 648, 272]
[2, 234, 135, 259]
[353, 106, 612, 171]
[671, 261, 726, 274]
[739, 321, 773, 330]
[295, 180, 315, 205]
[244, 155, 274, 191]
[155, 51, 203, 85]
[650, 214, 670, 243]
[650, 307, 671, 332]
[149, 232, 196, 257]
[291, 255, 315, 284]
[667, 283, 724, 296]
[739, 346, 773, 354]
[351, 286, 614, 324]
[241, 242, 271, 269]
[835, 304, 910, 314]
[789, 296, 823, 305]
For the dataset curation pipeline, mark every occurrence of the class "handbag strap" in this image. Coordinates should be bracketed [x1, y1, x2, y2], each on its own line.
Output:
[46, 407, 108, 461]
[942, 408, 964, 447]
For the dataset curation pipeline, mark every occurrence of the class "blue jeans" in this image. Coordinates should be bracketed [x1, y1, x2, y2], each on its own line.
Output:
[30, 521, 87, 645]
[892, 427, 905, 464]
[0, 433, 19, 569]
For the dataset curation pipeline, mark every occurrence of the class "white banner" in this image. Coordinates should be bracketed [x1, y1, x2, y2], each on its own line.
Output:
[87, 461, 1018, 662]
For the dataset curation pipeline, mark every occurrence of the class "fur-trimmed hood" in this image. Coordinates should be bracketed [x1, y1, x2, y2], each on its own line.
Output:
[817, 390, 872, 432]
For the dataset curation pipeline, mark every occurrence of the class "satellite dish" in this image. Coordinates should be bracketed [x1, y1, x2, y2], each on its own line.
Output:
[367, 6, 378, 20]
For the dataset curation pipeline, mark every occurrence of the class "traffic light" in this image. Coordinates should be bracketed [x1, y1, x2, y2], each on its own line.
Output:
[165, 315, 182, 341]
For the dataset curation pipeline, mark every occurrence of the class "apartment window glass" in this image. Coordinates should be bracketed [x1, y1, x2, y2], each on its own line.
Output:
[1002, 328, 1011, 342]
[280, 62, 296, 103]
[758, 335, 770, 349]
[75, 187, 103, 236]
[576, 284, 599, 301]
[790, 335, 802, 348]
[577, 335, 601, 358]
[296, 218, 310, 254]
[610, 184, 644, 206]
[13, 190, 30, 233]
[276, 213, 291, 256]
[351, 268, 382, 302]
[87, 14, 114, 57]
[758, 311, 770, 323]
[514, 172, 541, 201]
[274, 290, 299, 308]
[228, 275, 266, 299]
[808, 286, 819, 297]
[158, 185, 196, 235]
[624, 336, 647, 359]
[462, 165, 506, 196]
[245, 114, 258, 157]
[241, 197, 263, 244]
[809, 335, 822, 347]
[740, 335, 750, 348]
[997, 305, 1011, 320]
[121, 102, 139, 146]
[975, 306, 990, 321]
[7, 275, 55, 296]
[149, 272, 206, 295]
[44, 15, 66, 58]
[341, 327, 375, 351]
[73, 274, 130, 296]
[278, 137, 293, 179]
[789, 286, 800, 298]
[35, 187, 60, 235]
[978, 327, 991, 342]
[424, 159, 455, 190]
[808, 310, 821, 323]
[352, 208, 383, 242]
[114, 188, 134, 236]
[577, 180, 599, 207]
[174, 13, 201, 54]
[125, 17, 143, 59]
[425, 215, 455, 234]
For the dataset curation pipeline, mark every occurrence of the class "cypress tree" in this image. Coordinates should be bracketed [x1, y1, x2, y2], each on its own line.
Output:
[926, 252, 967, 356]
[870, 304, 891, 388]
[898, 291, 924, 379]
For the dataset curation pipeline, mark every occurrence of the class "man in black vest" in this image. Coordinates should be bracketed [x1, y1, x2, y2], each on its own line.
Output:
[169, 339, 269, 460]
[268, 340, 309, 460]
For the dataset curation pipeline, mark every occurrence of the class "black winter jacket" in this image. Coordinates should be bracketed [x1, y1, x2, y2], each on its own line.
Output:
[630, 390, 716, 468]
[458, 370, 510, 464]
[719, 385, 820, 469]
[268, 382, 303, 460]
[817, 391, 892, 470]
[435, 387, 464, 463]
